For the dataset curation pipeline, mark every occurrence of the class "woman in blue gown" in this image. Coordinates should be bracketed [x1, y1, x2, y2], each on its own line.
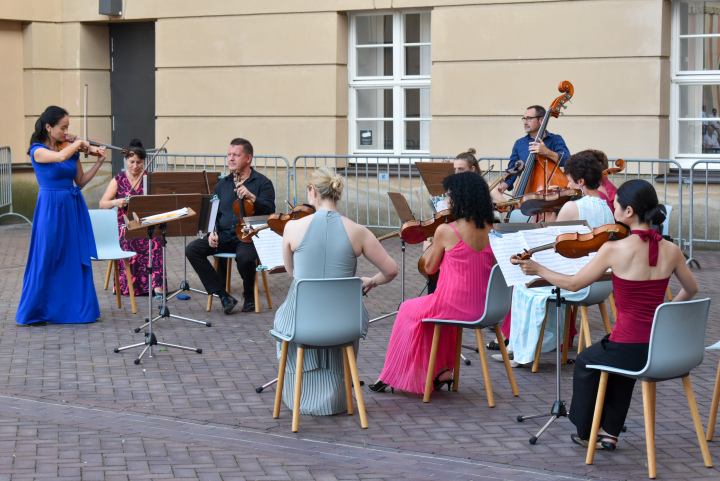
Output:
[16, 106, 108, 325]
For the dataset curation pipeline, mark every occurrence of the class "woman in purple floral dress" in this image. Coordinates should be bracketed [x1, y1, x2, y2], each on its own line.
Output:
[99, 139, 164, 297]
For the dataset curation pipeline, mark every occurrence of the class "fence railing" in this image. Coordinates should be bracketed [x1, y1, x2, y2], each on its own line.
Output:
[685, 160, 720, 268]
[0, 147, 31, 225]
[155, 153, 291, 212]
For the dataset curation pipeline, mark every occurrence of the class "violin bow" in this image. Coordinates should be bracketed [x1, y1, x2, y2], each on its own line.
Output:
[129, 136, 170, 194]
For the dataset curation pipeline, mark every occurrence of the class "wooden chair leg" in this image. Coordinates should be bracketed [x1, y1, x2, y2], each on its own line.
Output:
[273, 340, 288, 419]
[104, 260, 113, 290]
[113, 260, 122, 308]
[608, 293, 617, 323]
[254, 271, 260, 313]
[292, 347, 305, 433]
[474, 329, 494, 407]
[262, 270, 272, 309]
[562, 304, 571, 365]
[453, 328, 462, 392]
[599, 301, 611, 334]
[423, 324, 442, 403]
[682, 376, 713, 468]
[580, 306, 591, 349]
[586, 371, 609, 465]
[532, 310, 549, 373]
[345, 346, 368, 428]
[342, 348, 354, 415]
[666, 285, 673, 302]
[493, 324, 518, 396]
[642, 381, 657, 479]
[707, 358, 720, 441]
[124, 261, 137, 314]
[207, 257, 220, 311]
[225, 258, 232, 293]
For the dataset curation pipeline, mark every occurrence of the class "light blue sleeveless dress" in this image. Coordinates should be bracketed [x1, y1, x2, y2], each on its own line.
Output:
[16, 143, 100, 324]
[509, 196, 615, 364]
[273, 210, 369, 415]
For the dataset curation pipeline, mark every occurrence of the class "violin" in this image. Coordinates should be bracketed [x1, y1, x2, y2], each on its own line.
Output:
[512, 81, 574, 199]
[495, 187, 583, 216]
[58, 134, 129, 157]
[400, 209, 455, 245]
[489, 161, 525, 212]
[513, 223, 629, 261]
[239, 203, 316, 242]
[232, 172, 256, 217]
[603, 158, 625, 178]
[417, 245, 439, 284]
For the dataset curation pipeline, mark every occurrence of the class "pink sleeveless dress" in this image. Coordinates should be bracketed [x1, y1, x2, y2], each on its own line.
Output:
[379, 224, 495, 394]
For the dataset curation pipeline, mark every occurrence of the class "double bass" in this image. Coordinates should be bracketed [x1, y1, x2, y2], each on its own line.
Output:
[511, 81, 574, 212]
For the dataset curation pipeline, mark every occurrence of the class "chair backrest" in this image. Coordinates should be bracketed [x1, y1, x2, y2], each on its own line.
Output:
[508, 208, 531, 223]
[580, 280, 614, 305]
[88, 209, 122, 257]
[292, 277, 364, 348]
[640, 298, 711, 380]
[478, 264, 512, 327]
[660, 204, 673, 237]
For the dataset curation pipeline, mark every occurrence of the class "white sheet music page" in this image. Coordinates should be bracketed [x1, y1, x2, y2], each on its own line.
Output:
[207, 199, 219, 233]
[251, 223, 284, 270]
[488, 232, 538, 286]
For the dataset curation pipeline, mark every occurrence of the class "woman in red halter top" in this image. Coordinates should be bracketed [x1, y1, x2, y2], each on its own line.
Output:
[512, 179, 697, 451]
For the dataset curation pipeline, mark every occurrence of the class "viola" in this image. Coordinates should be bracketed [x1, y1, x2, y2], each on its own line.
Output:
[512, 81, 574, 199]
[495, 187, 582, 216]
[417, 245, 439, 284]
[489, 161, 525, 212]
[400, 209, 455, 245]
[239, 203, 316, 242]
[603, 158, 625, 178]
[513, 223, 629, 261]
[58, 134, 129, 157]
[232, 172, 256, 217]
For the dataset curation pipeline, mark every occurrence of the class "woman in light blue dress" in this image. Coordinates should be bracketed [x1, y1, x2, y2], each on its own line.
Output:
[16, 106, 107, 325]
[509, 150, 616, 364]
[273, 168, 397, 415]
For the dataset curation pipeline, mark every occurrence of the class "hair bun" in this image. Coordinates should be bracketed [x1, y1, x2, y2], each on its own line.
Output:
[129, 138, 144, 149]
[467, 148, 476, 155]
[645, 204, 667, 227]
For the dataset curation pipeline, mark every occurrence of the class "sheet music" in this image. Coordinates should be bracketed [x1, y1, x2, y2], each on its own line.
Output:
[207, 199, 219, 233]
[141, 207, 189, 225]
[489, 224, 596, 287]
[251, 223, 284, 270]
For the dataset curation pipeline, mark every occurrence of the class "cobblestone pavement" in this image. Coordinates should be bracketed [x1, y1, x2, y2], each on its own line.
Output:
[0, 223, 719, 480]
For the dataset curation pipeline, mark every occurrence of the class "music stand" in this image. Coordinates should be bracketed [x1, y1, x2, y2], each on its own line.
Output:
[149, 171, 219, 298]
[114, 207, 203, 364]
[124, 194, 212, 330]
[414, 162, 454, 197]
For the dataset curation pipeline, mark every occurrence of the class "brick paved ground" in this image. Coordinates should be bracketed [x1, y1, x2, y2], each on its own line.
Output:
[0, 223, 719, 480]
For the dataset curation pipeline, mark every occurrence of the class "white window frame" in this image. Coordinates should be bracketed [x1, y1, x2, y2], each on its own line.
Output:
[348, 10, 431, 156]
[670, 0, 720, 165]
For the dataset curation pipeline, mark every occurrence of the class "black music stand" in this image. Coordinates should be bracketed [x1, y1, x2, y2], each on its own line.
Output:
[149, 171, 219, 298]
[114, 208, 202, 364]
[124, 194, 211, 330]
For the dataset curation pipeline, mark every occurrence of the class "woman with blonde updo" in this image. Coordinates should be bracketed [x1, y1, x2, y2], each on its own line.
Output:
[273, 167, 398, 415]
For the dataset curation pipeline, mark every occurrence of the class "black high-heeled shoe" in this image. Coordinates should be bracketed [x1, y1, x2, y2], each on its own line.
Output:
[368, 379, 394, 393]
[433, 369, 453, 391]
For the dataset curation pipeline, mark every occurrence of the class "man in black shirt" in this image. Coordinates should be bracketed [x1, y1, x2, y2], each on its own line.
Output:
[185, 138, 276, 314]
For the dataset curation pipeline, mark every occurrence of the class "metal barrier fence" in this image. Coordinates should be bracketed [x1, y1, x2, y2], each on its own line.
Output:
[155, 153, 291, 211]
[0, 147, 31, 225]
[686, 160, 720, 268]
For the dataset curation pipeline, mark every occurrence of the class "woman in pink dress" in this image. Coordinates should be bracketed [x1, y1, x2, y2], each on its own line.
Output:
[370, 172, 497, 394]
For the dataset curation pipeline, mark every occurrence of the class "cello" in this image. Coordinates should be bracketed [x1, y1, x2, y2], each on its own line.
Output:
[511, 81, 575, 203]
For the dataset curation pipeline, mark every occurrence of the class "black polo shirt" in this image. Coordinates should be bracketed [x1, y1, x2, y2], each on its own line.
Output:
[214, 168, 276, 244]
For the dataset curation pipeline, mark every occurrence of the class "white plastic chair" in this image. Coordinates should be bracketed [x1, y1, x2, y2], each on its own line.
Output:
[421, 265, 518, 405]
[508, 208, 531, 223]
[705, 339, 720, 441]
[88, 209, 138, 314]
[270, 277, 367, 432]
[585, 298, 713, 479]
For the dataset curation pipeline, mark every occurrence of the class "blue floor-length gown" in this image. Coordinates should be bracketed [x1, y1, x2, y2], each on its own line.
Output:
[15, 143, 100, 325]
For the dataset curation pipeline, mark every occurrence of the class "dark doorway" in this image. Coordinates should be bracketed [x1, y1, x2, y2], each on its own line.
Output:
[109, 22, 155, 176]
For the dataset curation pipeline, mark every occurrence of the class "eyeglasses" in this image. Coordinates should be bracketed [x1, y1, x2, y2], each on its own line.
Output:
[521, 116, 542, 122]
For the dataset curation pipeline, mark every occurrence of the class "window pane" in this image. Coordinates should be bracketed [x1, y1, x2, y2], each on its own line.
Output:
[678, 84, 720, 119]
[356, 120, 394, 150]
[680, 37, 720, 71]
[405, 88, 430, 118]
[356, 15, 392, 45]
[357, 89, 393, 118]
[405, 120, 430, 151]
[679, 1, 720, 36]
[678, 120, 704, 154]
[357, 47, 393, 77]
[405, 45, 431, 76]
[405, 13, 431, 43]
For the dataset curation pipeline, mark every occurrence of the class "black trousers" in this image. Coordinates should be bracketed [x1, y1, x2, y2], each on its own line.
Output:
[569, 334, 649, 439]
[185, 235, 259, 298]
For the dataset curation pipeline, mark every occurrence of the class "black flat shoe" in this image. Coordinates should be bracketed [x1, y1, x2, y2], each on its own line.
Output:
[368, 379, 393, 393]
[241, 298, 255, 312]
[486, 338, 509, 351]
[597, 434, 618, 451]
[433, 369, 453, 391]
[220, 295, 238, 315]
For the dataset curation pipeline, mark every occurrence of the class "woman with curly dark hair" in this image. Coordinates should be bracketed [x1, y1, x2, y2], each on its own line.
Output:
[370, 172, 496, 394]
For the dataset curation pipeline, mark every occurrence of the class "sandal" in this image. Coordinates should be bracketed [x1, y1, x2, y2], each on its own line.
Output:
[486, 338, 509, 351]
[570, 433, 603, 450]
[433, 369, 453, 391]
[597, 434, 618, 451]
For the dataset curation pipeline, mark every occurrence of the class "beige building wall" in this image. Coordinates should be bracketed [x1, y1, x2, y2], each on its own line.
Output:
[1, 0, 671, 165]
[0, 21, 26, 161]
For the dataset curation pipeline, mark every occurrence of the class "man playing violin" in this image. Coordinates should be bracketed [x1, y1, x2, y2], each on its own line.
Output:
[491, 105, 570, 204]
[185, 138, 276, 314]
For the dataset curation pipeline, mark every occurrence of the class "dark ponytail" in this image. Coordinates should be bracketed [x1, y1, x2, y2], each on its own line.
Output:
[616, 179, 666, 226]
[127, 138, 147, 160]
[28, 106, 69, 154]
